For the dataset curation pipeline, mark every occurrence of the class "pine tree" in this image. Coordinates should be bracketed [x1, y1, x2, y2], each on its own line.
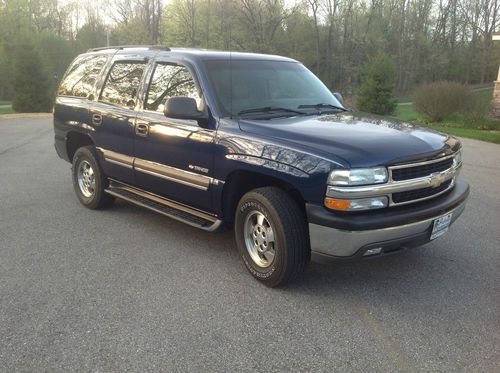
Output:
[357, 54, 397, 115]
[11, 41, 53, 113]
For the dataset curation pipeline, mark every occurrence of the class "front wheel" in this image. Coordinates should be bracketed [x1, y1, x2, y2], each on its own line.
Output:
[234, 187, 310, 287]
[72, 146, 114, 209]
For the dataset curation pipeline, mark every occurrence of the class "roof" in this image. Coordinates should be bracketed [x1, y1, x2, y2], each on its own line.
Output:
[86, 45, 297, 62]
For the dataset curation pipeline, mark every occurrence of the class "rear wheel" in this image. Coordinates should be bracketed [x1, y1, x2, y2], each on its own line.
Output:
[234, 187, 310, 287]
[72, 146, 114, 209]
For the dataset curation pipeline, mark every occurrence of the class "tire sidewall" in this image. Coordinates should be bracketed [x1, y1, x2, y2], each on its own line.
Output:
[72, 147, 105, 209]
[235, 195, 287, 284]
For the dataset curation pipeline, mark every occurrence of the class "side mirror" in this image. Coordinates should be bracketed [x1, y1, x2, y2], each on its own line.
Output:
[333, 92, 344, 105]
[164, 97, 208, 120]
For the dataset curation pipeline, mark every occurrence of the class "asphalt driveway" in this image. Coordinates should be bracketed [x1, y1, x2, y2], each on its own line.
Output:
[0, 115, 499, 372]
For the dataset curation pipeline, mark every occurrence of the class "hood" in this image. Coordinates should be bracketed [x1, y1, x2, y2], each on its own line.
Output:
[238, 112, 460, 168]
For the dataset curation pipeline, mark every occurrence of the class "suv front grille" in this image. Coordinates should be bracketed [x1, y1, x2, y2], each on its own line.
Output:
[391, 158, 454, 181]
[392, 179, 453, 204]
[326, 153, 461, 208]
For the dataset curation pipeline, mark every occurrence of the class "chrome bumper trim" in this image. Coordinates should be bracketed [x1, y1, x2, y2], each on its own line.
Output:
[309, 200, 466, 258]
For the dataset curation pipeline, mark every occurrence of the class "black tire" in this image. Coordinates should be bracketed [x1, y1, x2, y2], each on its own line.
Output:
[234, 187, 310, 287]
[71, 146, 114, 209]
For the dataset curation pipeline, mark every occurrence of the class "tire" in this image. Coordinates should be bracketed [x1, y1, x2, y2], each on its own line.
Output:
[71, 146, 114, 209]
[234, 187, 310, 287]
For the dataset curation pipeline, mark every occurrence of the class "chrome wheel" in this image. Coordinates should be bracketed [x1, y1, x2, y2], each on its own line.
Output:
[244, 211, 276, 268]
[77, 160, 95, 198]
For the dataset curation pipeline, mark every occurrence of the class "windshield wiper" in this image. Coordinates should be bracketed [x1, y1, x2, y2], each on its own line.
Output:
[298, 103, 348, 112]
[238, 106, 306, 116]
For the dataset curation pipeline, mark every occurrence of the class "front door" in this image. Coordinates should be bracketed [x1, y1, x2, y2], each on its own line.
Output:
[133, 61, 216, 212]
[91, 57, 147, 184]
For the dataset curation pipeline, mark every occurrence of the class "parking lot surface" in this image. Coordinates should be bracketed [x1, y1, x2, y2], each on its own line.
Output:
[0, 116, 499, 371]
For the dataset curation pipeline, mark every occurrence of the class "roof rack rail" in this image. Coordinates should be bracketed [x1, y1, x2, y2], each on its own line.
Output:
[87, 45, 171, 52]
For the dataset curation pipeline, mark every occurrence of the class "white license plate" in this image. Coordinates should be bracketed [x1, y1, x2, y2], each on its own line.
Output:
[430, 213, 453, 240]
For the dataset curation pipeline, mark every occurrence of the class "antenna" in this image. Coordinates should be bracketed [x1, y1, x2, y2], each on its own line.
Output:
[229, 20, 233, 120]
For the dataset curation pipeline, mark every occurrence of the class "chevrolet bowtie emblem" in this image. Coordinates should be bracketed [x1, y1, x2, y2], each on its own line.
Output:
[429, 172, 446, 188]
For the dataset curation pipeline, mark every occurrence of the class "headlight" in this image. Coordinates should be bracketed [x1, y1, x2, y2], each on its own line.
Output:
[453, 149, 462, 166]
[327, 167, 388, 186]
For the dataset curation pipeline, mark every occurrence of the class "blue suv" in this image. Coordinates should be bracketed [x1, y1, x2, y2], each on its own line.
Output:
[53, 46, 469, 287]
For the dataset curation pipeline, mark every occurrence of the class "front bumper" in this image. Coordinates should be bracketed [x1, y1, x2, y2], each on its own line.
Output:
[307, 179, 469, 261]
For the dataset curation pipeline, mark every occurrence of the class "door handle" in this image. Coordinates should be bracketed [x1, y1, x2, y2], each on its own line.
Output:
[136, 123, 149, 137]
[92, 113, 102, 126]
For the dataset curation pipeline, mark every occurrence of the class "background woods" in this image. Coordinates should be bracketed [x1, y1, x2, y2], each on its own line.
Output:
[0, 0, 499, 101]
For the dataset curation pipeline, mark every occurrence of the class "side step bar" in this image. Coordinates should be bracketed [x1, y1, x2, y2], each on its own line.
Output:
[105, 179, 222, 232]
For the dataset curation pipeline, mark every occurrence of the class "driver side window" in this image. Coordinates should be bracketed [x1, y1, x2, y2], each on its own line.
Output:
[146, 63, 201, 113]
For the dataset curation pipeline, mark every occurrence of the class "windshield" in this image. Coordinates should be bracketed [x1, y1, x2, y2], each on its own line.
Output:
[203, 60, 343, 118]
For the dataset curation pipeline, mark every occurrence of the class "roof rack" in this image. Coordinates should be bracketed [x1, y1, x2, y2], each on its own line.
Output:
[87, 45, 171, 52]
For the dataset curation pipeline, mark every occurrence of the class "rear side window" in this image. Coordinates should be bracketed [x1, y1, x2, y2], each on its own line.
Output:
[99, 62, 146, 109]
[58, 55, 107, 98]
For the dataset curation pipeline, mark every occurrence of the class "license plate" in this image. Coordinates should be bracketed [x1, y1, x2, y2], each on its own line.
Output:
[430, 213, 453, 240]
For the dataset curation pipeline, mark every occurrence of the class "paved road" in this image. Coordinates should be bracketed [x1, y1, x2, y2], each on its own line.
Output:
[1, 115, 499, 372]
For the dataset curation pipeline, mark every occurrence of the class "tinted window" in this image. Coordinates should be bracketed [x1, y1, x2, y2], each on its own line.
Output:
[146, 64, 201, 112]
[100, 62, 145, 109]
[58, 55, 107, 98]
[203, 60, 341, 117]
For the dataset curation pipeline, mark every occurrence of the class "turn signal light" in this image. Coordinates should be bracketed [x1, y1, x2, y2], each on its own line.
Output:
[324, 196, 389, 211]
[324, 197, 351, 211]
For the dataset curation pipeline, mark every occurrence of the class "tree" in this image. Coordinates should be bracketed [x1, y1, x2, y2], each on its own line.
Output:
[37, 31, 74, 84]
[1, 0, 500, 106]
[308, 0, 321, 75]
[357, 54, 397, 115]
[10, 40, 53, 113]
[0, 44, 13, 99]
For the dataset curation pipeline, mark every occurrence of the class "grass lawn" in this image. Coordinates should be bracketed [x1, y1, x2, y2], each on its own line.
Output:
[395, 103, 420, 121]
[393, 88, 500, 144]
[0, 107, 15, 115]
[426, 125, 500, 144]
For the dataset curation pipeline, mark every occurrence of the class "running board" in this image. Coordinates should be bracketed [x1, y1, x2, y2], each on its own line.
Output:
[105, 179, 222, 232]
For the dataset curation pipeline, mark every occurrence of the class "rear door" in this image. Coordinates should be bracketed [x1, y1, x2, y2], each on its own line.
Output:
[133, 59, 217, 212]
[90, 56, 148, 184]
[54, 54, 109, 159]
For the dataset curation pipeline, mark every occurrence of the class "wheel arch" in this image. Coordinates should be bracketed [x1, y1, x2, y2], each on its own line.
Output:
[221, 169, 306, 227]
[66, 131, 95, 162]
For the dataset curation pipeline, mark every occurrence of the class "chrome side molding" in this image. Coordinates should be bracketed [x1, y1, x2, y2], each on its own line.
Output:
[97, 147, 224, 189]
[98, 147, 134, 169]
[134, 158, 211, 191]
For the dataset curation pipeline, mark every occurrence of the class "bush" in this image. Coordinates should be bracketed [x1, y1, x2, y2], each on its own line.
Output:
[357, 54, 397, 115]
[463, 91, 491, 122]
[10, 40, 53, 113]
[413, 81, 471, 122]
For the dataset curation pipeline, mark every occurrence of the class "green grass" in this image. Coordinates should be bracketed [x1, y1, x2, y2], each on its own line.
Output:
[395, 103, 420, 121]
[436, 114, 500, 131]
[393, 89, 500, 144]
[474, 87, 494, 100]
[0, 107, 15, 114]
[427, 125, 500, 144]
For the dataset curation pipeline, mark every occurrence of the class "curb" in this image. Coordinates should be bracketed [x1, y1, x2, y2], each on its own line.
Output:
[0, 113, 52, 119]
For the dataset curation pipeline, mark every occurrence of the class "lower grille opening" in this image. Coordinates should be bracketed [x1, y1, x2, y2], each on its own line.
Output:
[392, 179, 453, 204]
[383, 246, 403, 254]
